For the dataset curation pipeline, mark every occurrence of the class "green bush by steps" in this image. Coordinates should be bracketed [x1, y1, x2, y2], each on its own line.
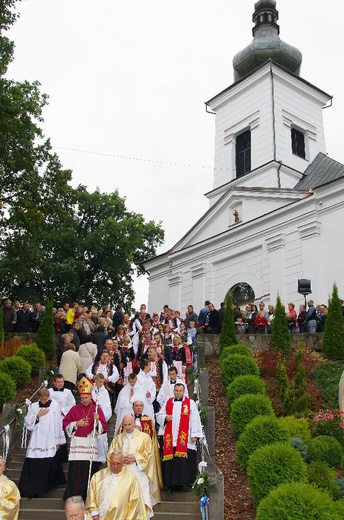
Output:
[226, 375, 266, 410]
[0, 356, 31, 387]
[220, 344, 253, 360]
[307, 460, 340, 498]
[256, 481, 342, 520]
[278, 415, 312, 445]
[308, 435, 342, 467]
[236, 415, 290, 469]
[0, 372, 17, 407]
[16, 343, 46, 376]
[220, 353, 259, 389]
[247, 441, 307, 503]
[230, 393, 274, 437]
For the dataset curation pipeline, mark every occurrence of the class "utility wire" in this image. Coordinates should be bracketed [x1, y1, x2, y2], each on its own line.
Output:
[55, 145, 231, 172]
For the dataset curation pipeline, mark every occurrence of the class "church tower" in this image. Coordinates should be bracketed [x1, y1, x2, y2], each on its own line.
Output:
[206, 0, 331, 207]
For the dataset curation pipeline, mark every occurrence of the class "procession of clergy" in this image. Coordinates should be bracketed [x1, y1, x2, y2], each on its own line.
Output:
[1, 355, 203, 520]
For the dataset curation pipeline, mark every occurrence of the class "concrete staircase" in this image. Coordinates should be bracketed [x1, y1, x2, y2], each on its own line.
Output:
[6, 413, 201, 520]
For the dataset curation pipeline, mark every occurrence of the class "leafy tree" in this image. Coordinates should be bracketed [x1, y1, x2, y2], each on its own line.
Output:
[323, 283, 344, 360]
[0, 307, 4, 348]
[36, 300, 55, 360]
[0, 0, 164, 307]
[219, 291, 237, 350]
[270, 295, 291, 351]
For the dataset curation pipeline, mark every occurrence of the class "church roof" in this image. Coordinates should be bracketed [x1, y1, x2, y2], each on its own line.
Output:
[294, 152, 344, 191]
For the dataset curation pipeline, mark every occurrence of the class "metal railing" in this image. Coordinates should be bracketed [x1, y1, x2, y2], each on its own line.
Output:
[0, 380, 48, 462]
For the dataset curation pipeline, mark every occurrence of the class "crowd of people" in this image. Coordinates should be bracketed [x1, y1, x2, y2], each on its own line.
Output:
[1, 300, 205, 520]
[2, 295, 341, 519]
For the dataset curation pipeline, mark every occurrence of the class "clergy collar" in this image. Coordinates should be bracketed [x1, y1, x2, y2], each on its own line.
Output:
[134, 414, 142, 418]
[174, 398, 183, 402]
[53, 387, 64, 392]
[170, 380, 176, 384]
[39, 399, 52, 408]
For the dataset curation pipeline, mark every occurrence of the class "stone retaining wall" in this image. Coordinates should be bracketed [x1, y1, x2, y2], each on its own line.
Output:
[198, 332, 324, 356]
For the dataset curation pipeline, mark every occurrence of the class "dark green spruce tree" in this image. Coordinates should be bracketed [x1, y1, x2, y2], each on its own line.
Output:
[323, 283, 344, 360]
[219, 292, 237, 351]
[270, 295, 291, 351]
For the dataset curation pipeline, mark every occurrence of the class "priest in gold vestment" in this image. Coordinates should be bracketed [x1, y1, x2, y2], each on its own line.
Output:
[85, 451, 146, 520]
[108, 414, 160, 518]
[0, 456, 20, 520]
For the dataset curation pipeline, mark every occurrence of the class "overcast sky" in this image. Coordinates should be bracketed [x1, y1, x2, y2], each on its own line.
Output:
[7, 0, 344, 310]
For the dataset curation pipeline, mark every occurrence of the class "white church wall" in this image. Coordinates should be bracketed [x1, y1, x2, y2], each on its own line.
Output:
[211, 68, 275, 191]
[273, 70, 328, 172]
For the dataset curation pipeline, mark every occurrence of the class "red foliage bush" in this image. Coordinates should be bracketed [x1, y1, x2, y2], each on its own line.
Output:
[0, 337, 24, 360]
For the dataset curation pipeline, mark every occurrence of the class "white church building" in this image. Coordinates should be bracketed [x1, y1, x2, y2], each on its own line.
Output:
[144, 0, 344, 311]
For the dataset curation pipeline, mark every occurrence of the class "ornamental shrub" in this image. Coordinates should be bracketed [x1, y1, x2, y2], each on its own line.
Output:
[227, 374, 266, 409]
[220, 354, 259, 389]
[36, 299, 55, 360]
[279, 416, 312, 445]
[221, 344, 253, 360]
[308, 435, 342, 467]
[307, 461, 339, 498]
[16, 343, 46, 376]
[269, 295, 291, 351]
[0, 356, 31, 387]
[256, 482, 341, 520]
[290, 437, 309, 461]
[323, 283, 344, 360]
[236, 415, 290, 469]
[219, 292, 236, 351]
[247, 442, 307, 503]
[311, 409, 344, 447]
[0, 372, 16, 407]
[230, 393, 274, 437]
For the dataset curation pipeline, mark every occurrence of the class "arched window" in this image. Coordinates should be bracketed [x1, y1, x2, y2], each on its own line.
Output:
[229, 282, 255, 306]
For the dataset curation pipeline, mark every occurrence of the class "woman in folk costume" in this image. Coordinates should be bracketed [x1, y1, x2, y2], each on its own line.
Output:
[19, 387, 65, 498]
[121, 335, 136, 384]
[171, 335, 187, 383]
[63, 377, 108, 500]
[86, 350, 119, 410]
[0, 456, 20, 520]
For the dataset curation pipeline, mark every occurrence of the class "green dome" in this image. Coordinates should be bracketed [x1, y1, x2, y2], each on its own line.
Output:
[233, 1, 302, 81]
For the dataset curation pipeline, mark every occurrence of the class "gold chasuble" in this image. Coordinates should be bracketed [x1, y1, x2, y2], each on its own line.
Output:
[86, 465, 146, 520]
[109, 429, 161, 511]
[0, 475, 20, 520]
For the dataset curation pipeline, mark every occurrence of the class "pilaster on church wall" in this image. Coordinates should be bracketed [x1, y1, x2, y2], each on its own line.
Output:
[265, 233, 286, 303]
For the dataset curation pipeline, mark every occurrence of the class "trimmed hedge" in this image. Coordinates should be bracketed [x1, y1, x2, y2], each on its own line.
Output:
[236, 415, 290, 469]
[308, 435, 342, 467]
[0, 372, 17, 406]
[307, 461, 339, 498]
[220, 354, 259, 389]
[221, 344, 253, 359]
[278, 416, 312, 445]
[230, 394, 274, 437]
[16, 343, 46, 376]
[247, 442, 307, 503]
[227, 375, 266, 409]
[0, 356, 31, 387]
[256, 482, 341, 520]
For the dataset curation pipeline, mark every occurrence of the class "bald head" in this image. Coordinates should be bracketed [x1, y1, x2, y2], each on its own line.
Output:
[122, 414, 135, 434]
